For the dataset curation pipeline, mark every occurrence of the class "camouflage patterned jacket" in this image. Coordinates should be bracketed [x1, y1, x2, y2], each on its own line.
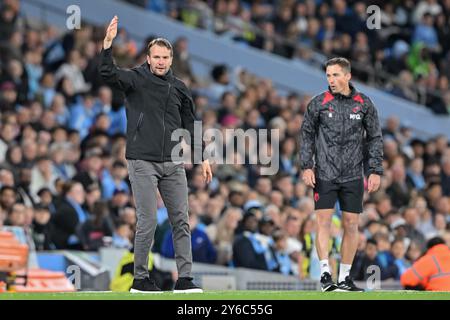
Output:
[300, 84, 383, 183]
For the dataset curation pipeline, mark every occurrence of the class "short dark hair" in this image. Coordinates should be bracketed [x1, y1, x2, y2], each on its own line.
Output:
[325, 57, 351, 73]
[426, 237, 446, 250]
[147, 38, 173, 56]
[0, 185, 16, 194]
[211, 64, 228, 82]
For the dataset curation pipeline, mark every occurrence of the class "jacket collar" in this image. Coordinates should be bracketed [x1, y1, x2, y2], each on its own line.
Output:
[328, 82, 357, 99]
[140, 62, 175, 83]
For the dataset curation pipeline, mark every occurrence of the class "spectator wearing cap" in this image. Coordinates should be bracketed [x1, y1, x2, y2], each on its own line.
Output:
[259, 215, 276, 237]
[72, 148, 103, 191]
[232, 211, 269, 270]
[51, 181, 88, 249]
[101, 160, 130, 200]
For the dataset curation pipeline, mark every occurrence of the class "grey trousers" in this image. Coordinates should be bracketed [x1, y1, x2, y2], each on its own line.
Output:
[127, 160, 192, 280]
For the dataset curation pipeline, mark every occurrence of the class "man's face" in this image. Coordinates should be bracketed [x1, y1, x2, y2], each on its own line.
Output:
[392, 241, 405, 259]
[245, 216, 258, 233]
[10, 204, 26, 226]
[326, 64, 351, 94]
[147, 45, 173, 76]
[1, 190, 16, 208]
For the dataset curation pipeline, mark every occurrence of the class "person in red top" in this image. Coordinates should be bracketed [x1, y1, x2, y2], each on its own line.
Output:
[401, 237, 450, 291]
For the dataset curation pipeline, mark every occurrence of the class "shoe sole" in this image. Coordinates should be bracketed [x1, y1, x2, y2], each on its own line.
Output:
[173, 289, 204, 293]
[130, 289, 163, 293]
[334, 288, 365, 292]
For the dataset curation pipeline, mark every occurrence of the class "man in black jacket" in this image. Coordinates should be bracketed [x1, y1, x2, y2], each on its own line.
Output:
[100, 16, 212, 293]
[300, 57, 383, 292]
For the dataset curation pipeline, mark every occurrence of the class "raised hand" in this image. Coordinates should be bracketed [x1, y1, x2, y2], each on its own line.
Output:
[103, 15, 118, 48]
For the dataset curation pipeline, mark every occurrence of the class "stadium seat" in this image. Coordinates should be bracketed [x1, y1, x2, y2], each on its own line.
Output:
[13, 269, 76, 293]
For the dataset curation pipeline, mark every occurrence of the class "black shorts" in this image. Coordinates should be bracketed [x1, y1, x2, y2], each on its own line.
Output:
[313, 178, 364, 214]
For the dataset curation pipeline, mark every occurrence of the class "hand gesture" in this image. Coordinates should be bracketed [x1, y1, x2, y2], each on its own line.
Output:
[202, 159, 213, 184]
[104, 15, 118, 48]
[302, 169, 316, 188]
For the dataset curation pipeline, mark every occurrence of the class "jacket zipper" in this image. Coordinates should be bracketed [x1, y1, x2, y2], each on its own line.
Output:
[161, 83, 172, 161]
[133, 112, 144, 142]
[339, 102, 346, 179]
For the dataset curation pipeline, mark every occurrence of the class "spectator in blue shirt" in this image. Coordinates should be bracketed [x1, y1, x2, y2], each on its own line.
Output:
[413, 13, 439, 50]
[69, 93, 100, 140]
[102, 160, 130, 200]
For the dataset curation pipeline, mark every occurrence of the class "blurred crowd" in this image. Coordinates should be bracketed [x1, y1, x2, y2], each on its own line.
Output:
[0, 0, 449, 282]
[126, 0, 450, 115]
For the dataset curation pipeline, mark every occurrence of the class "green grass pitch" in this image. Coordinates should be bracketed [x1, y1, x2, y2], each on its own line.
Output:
[1, 290, 449, 300]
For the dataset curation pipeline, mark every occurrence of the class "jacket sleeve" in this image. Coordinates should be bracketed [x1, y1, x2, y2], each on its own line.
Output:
[300, 98, 319, 170]
[400, 255, 434, 289]
[180, 88, 205, 162]
[99, 47, 137, 92]
[362, 97, 384, 175]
